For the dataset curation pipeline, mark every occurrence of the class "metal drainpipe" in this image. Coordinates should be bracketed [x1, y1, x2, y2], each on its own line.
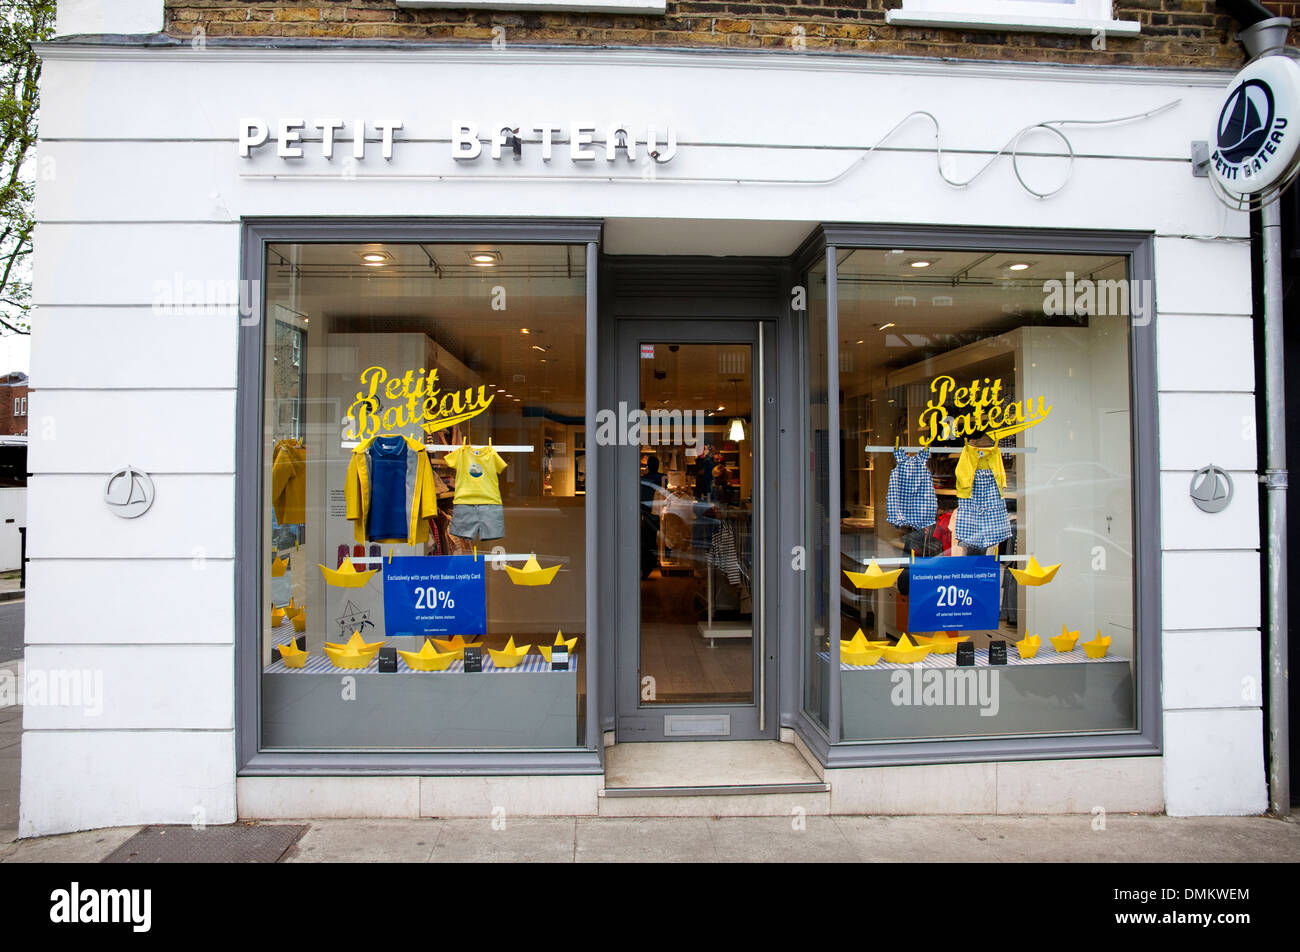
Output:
[1232, 11, 1294, 815]
[1261, 191, 1291, 817]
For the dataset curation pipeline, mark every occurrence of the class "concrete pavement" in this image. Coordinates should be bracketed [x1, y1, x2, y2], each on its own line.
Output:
[1, 810, 1297, 863]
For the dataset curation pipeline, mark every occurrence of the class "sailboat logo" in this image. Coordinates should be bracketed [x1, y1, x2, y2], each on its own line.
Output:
[104, 465, 156, 519]
[1189, 464, 1233, 515]
[1217, 79, 1275, 165]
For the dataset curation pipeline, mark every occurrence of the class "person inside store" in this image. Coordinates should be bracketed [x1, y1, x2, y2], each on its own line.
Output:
[640, 454, 667, 579]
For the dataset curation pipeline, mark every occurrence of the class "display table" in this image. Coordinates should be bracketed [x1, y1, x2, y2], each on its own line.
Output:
[262, 640, 579, 748]
[821, 647, 1134, 739]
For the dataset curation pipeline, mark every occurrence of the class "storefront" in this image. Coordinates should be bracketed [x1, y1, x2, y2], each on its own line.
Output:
[19, 36, 1270, 834]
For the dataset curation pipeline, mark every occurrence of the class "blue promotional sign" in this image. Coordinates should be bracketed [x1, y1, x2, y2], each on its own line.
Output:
[383, 555, 486, 637]
[907, 556, 1000, 632]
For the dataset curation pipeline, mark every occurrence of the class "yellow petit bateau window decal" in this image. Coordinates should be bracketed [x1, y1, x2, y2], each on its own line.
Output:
[346, 365, 495, 440]
[917, 374, 1052, 446]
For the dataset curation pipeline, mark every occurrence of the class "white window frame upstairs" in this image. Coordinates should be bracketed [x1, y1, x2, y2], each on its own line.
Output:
[887, 0, 1141, 36]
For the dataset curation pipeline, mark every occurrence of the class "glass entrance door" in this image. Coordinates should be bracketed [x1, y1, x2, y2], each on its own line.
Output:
[616, 321, 775, 741]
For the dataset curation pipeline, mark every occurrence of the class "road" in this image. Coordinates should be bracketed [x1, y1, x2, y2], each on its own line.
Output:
[0, 601, 23, 665]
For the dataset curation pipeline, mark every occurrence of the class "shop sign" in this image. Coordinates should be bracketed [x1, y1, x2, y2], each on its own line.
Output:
[916, 374, 1052, 446]
[383, 555, 486, 637]
[346, 366, 495, 440]
[1211, 55, 1300, 195]
[237, 118, 679, 164]
[906, 556, 1001, 632]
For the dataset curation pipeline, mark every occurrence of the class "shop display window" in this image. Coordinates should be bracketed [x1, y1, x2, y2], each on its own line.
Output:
[260, 242, 587, 749]
[806, 246, 1139, 740]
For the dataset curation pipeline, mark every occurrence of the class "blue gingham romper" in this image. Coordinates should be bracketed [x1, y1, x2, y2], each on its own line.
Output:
[886, 448, 937, 529]
[953, 468, 1011, 549]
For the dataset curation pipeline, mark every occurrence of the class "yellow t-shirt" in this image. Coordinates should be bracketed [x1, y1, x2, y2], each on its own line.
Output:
[445, 444, 508, 506]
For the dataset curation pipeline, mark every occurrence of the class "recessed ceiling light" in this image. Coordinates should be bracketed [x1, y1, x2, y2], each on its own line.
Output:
[520, 328, 531, 335]
[879, 322, 896, 330]
[856, 340, 865, 345]
[531, 345, 547, 353]
[716, 405, 725, 412]
[469, 251, 501, 266]
[1007, 262, 1031, 271]
[909, 260, 932, 268]
[361, 252, 389, 263]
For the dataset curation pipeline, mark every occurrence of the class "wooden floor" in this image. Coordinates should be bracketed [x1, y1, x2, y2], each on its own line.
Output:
[639, 571, 753, 703]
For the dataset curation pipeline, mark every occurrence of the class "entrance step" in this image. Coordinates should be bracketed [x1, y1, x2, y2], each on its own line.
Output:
[599, 740, 830, 817]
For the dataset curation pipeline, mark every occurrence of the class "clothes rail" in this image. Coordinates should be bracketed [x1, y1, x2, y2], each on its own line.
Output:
[340, 441, 535, 453]
[863, 444, 1037, 454]
[849, 554, 1031, 566]
[350, 552, 549, 566]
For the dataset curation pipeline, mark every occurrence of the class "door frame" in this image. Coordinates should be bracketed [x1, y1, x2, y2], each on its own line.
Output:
[613, 318, 779, 741]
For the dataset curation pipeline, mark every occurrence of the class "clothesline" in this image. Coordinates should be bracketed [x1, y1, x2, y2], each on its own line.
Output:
[863, 444, 1038, 455]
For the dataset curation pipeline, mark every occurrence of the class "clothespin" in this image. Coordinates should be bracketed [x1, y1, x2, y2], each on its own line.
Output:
[894, 435, 900, 450]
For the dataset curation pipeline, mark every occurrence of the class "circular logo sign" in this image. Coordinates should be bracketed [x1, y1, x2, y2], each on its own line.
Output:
[1190, 464, 1233, 514]
[105, 465, 155, 519]
[1212, 55, 1300, 195]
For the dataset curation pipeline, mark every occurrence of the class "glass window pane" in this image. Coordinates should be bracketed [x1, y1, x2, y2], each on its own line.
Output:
[829, 248, 1137, 740]
[260, 242, 587, 749]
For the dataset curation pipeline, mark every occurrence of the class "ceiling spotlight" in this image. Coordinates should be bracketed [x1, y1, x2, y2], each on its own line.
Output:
[716, 405, 725, 412]
[360, 252, 390, 264]
[856, 339, 865, 344]
[520, 328, 531, 335]
[878, 322, 896, 330]
[470, 251, 502, 266]
[1007, 262, 1031, 271]
[531, 345, 548, 353]
[909, 260, 932, 269]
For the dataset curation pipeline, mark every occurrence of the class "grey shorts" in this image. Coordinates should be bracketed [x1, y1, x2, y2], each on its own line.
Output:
[448, 503, 505, 541]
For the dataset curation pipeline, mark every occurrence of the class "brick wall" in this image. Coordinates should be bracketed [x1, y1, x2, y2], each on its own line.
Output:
[163, 0, 1267, 68]
[0, 384, 28, 438]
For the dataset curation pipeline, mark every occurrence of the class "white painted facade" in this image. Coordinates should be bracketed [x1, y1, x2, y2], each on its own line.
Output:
[18, 29, 1269, 834]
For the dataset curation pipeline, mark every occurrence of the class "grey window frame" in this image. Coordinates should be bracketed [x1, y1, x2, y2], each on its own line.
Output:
[236, 217, 603, 776]
[790, 224, 1161, 769]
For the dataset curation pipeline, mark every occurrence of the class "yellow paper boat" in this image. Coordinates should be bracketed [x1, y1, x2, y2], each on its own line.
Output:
[1016, 635, 1042, 659]
[431, 636, 483, 660]
[397, 640, 458, 671]
[1008, 556, 1062, 587]
[292, 612, 307, 633]
[843, 560, 904, 590]
[913, 633, 969, 654]
[277, 639, 309, 668]
[1050, 625, 1081, 653]
[323, 630, 385, 668]
[536, 631, 579, 663]
[270, 606, 286, 628]
[840, 630, 886, 666]
[1082, 632, 1111, 659]
[271, 554, 288, 578]
[318, 558, 378, 588]
[488, 636, 532, 668]
[883, 634, 934, 664]
[504, 554, 561, 587]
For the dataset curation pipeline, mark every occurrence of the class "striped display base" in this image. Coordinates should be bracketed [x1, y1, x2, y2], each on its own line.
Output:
[819, 646, 1128, 671]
